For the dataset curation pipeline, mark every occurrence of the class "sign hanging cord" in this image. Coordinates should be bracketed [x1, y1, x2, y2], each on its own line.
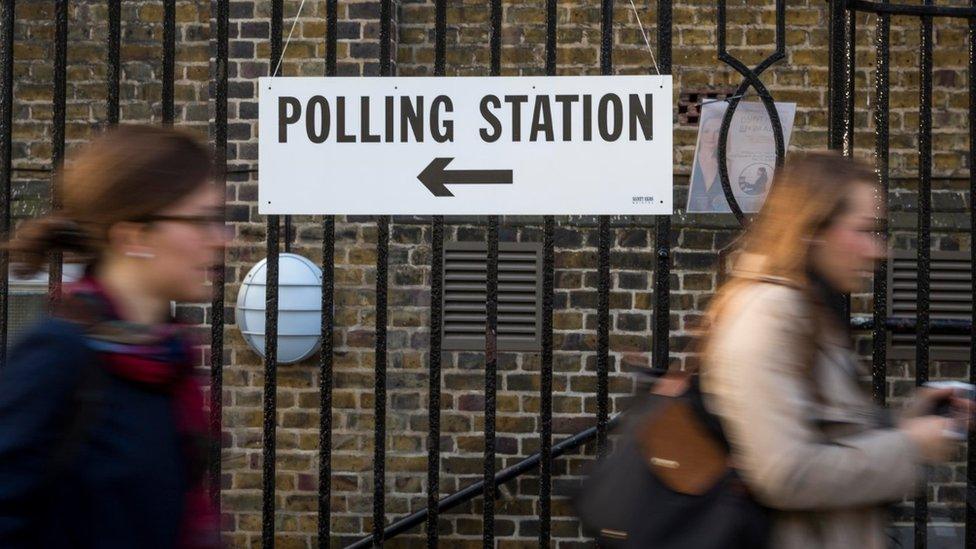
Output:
[627, 0, 660, 76]
[275, 0, 656, 77]
[272, 0, 308, 77]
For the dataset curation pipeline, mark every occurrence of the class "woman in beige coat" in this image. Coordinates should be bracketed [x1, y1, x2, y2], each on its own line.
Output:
[700, 153, 964, 548]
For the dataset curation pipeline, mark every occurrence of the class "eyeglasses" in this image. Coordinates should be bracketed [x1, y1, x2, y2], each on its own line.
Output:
[138, 214, 231, 236]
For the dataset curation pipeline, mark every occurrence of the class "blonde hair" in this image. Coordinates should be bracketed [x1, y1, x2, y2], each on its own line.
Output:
[736, 152, 875, 282]
[698, 152, 877, 360]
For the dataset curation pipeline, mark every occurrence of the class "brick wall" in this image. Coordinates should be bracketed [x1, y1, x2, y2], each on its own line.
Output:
[6, 1, 974, 547]
[10, 0, 210, 220]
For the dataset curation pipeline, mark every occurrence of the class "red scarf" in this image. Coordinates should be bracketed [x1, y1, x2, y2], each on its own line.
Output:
[59, 278, 222, 549]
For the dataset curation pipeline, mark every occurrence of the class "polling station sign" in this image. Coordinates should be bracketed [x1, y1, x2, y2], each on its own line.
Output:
[258, 75, 673, 215]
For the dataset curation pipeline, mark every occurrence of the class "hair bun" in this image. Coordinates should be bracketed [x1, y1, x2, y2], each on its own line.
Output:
[43, 217, 92, 251]
[6, 215, 96, 277]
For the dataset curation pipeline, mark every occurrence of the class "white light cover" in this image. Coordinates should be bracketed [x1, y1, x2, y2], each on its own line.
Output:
[236, 253, 323, 364]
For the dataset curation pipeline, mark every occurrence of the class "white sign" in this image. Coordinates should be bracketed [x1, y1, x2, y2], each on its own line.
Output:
[686, 100, 796, 214]
[258, 76, 673, 215]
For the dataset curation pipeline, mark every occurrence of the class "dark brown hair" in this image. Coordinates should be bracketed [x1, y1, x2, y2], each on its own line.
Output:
[7, 125, 213, 275]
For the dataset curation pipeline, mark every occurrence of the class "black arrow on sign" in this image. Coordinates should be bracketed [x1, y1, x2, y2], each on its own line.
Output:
[417, 157, 514, 197]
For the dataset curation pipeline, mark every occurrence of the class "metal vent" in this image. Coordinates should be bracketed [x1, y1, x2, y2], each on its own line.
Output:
[442, 242, 543, 352]
[677, 87, 736, 126]
[888, 250, 973, 361]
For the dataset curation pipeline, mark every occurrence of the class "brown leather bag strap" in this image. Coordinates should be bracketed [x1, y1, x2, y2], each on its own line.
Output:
[651, 371, 692, 397]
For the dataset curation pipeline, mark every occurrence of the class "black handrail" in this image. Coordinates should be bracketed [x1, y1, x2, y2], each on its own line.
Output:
[851, 1, 976, 19]
[346, 414, 624, 549]
[346, 313, 972, 547]
[850, 316, 973, 335]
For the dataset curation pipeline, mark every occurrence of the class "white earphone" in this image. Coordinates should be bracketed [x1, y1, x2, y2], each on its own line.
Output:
[125, 251, 156, 259]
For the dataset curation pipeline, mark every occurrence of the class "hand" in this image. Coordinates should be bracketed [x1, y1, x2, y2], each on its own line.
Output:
[948, 395, 975, 435]
[900, 416, 956, 463]
[903, 387, 955, 419]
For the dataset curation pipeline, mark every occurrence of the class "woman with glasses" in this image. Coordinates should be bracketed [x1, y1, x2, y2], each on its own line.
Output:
[0, 125, 226, 548]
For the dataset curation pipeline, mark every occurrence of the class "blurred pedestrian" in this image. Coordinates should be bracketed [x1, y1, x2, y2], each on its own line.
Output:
[0, 125, 226, 548]
[700, 152, 966, 548]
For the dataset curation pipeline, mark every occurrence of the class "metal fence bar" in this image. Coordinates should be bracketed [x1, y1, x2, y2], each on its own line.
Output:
[837, 0, 856, 357]
[326, 0, 337, 76]
[209, 0, 229, 510]
[827, 2, 853, 322]
[596, 0, 613, 457]
[851, 0, 976, 19]
[108, 0, 120, 124]
[841, 0, 856, 337]
[261, 212, 280, 547]
[540, 214, 554, 544]
[374, 208, 390, 546]
[969, 3, 976, 541]
[271, 0, 292, 254]
[828, 0, 847, 152]
[715, 0, 786, 225]
[596, 210, 610, 455]
[483, 217, 499, 548]
[539, 0, 557, 544]
[347, 415, 623, 549]
[482, 0, 502, 545]
[48, 0, 68, 308]
[0, 0, 12, 366]
[319, 213, 334, 545]
[373, 0, 394, 544]
[968, 3, 976, 545]
[283, 221, 293, 253]
[850, 317, 971, 334]
[427, 214, 444, 548]
[915, 5, 933, 547]
[162, 0, 175, 124]
[844, 7, 855, 158]
[427, 1, 446, 546]
[319, 0, 337, 543]
[283, 220, 293, 254]
[261, 1, 284, 546]
[871, 5, 889, 406]
[653, 1, 672, 377]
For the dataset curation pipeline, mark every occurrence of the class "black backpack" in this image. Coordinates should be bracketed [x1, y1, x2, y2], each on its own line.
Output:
[574, 374, 770, 548]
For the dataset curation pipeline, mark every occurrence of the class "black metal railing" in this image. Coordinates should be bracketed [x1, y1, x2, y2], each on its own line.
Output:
[320, 0, 339, 545]
[840, 2, 976, 548]
[969, 5, 976, 549]
[47, 0, 67, 308]
[0, 1, 13, 370]
[210, 0, 229, 512]
[871, 0, 891, 408]
[716, 0, 786, 225]
[428, 0, 448, 535]
[0, 1, 973, 548]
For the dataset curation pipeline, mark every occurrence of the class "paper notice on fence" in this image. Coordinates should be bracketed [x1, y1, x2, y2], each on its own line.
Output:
[686, 100, 796, 214]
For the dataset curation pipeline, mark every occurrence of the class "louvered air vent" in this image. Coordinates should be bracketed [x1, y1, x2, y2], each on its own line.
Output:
[442, 242, 543, 352]
[888, 250, 973, 361]
[677, 87, 736, 125]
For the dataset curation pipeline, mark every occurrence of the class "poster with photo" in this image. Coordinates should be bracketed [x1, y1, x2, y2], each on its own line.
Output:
[686, 100, 796, 214]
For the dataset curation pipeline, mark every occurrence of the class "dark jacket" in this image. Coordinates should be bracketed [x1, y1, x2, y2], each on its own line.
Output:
[0, 318, 185, 548]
